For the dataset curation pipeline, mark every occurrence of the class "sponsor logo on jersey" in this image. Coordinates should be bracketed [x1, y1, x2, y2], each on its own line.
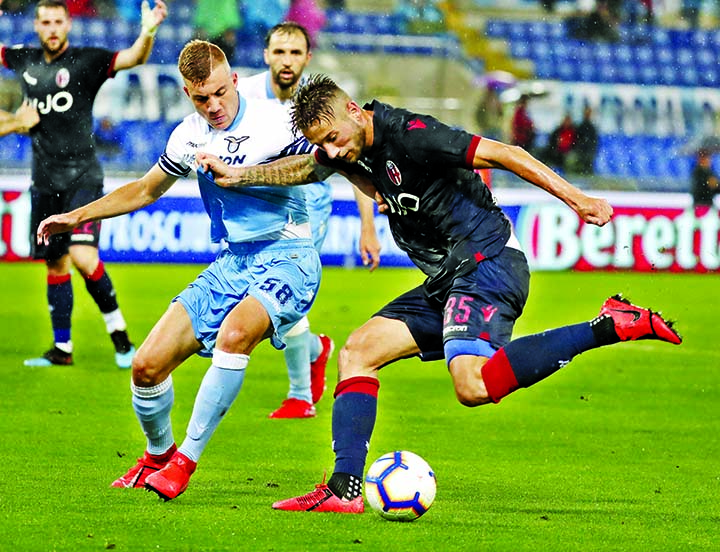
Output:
[55, 68, 70, 89]
[22, 71, 37, 86]
[407, 118, 427, 131]
[357, 159, 372, 174]
[443, 324, 468, 335]
[225, 135, 250, 154]
[35, 92, 73, 114]
[385, 160, 402, 186]
[481, 304, 498, 322]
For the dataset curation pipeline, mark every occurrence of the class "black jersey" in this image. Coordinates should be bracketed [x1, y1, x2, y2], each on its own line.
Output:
[317, 100, 511, 300]
[1, 45, 117, 191]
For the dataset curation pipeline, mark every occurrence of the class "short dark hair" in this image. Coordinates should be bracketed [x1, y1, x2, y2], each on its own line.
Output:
[290, 74, 341, 133]
[35, 0, 69, 17]
[265, 21, 312, 52]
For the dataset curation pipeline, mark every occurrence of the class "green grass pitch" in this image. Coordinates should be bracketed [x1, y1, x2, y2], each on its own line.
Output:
[0, 262, 717, 551]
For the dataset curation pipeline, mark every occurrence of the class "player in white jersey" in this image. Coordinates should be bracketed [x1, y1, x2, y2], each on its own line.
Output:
[237, 22, 381, 419]
[36, 40, 322, 501]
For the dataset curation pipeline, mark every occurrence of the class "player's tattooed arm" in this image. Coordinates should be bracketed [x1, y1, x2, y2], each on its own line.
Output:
[196, 152, 335, 187]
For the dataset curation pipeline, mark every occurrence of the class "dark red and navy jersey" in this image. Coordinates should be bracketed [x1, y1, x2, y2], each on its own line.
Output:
[316, 100, 511, 300]
[1, 45, 117, 190]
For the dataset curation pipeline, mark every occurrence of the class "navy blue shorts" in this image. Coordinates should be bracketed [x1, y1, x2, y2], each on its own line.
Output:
[30, 185, 104, 261]
[374, 247, 530, 361]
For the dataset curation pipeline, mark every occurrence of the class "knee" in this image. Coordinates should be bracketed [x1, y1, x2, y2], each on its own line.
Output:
[453, 383, 491, 407]
[337, 331, 376, 379]
[131, 350, 164, 387]
[216, 326, 255, 354]
[449, 357, 492, 407]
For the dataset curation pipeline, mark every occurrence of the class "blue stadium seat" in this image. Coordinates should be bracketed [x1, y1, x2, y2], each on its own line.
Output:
[484, 20, 508, 38]
[507, 21, 528, 42]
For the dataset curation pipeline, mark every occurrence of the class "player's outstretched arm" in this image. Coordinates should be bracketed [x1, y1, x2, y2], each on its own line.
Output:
[472, 137, 613, 226]
[114, 0, 168, 70]
[37, 165, 176, 244]
[196, 152, 335, 187]
[0, 100, 39, 136]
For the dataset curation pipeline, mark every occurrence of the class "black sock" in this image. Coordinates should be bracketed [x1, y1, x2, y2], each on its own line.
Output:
[328, 473, 363, 500]
[590, 314, 620, 346]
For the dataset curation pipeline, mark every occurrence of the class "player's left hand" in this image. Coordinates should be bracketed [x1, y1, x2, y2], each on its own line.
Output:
[577, 196, 613, 226]
[359, 230, 381, 272]
[196, 151, 241, 187]
[37, 214, 80, 245]
[141, 0, 167, 37]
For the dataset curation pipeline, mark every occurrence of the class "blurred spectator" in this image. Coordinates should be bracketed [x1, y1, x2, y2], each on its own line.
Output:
[93, 117, 122, 157]
[691, 149, 720, 207]
[682, 0, 702, 28]
[567, 1, 619, 42]
[510, 94, 535, 153]
[115, 0, 141, 22]
[194, 0, 241, 64]
[474, 86, 503, 141]
[540, 0, 556, 13]
[66, 0, 96, 16]
[242, 0, 288, 44]
[0, 0, 33, 13]
[541, 113, 577, 172]
[285, 0, 325, 48]
[395, 0, 445, 34]
[573, 105, 599, 175]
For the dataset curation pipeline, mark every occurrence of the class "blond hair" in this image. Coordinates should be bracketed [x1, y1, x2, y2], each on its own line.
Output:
[178, 40, 228, 85]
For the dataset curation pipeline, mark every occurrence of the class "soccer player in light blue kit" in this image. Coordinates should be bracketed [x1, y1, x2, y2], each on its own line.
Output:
[36, 40, 322, 501]
[238, 22, 381, 418]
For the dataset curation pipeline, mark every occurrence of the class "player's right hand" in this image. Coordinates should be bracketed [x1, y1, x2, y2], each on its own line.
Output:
[15, 100, 39, 133]
[37, 214, 79, 245]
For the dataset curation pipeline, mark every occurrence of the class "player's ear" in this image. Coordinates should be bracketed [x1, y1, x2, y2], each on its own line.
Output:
[347, 101, 362, 121]
[182, 86, 190, 99]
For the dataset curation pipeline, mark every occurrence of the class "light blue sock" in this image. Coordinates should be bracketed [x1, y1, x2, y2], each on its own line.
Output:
[283, 330, 312, 403]
[308, 332, 322, 363]
[179, 351, 248, 462]
[132, 377, 175, 456]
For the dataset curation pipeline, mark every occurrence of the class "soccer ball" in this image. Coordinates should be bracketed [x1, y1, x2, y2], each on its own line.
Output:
[364, 450, 436, 521]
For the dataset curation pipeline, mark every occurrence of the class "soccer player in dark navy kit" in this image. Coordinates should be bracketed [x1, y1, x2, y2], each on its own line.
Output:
[198, 74, 683, 513]
[0, 0, 167, 368]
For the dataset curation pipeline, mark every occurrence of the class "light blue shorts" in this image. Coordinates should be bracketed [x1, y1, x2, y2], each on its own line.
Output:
[305, 182, 332, 252]
[174, 239, 321, 357]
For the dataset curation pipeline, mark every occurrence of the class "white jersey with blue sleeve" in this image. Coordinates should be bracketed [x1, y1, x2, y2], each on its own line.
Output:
[237, 72, 333, 251]
[158, 93, 314, 244]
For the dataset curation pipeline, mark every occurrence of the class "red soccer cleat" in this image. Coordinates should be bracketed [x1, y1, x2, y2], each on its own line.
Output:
[111, 445, 177, 489]
[272, 483, 364, 513]
[599, 294, 682, 345]
[268, 398, 316, 419]
[311, 335, 334, 404]
[144, 451, 196, 501]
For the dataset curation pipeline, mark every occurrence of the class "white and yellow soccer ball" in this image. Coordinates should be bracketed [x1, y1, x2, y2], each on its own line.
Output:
[364, 450, 437, 521]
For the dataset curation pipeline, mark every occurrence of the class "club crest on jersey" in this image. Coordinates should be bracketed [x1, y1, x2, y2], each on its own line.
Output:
[386, 160, 402, 186]
[55, 68, 70, 89]
[225, 135, 250, 154]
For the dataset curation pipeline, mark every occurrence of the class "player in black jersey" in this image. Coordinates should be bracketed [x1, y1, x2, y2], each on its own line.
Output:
[198, 74, 683, 513]
[0, 0, 167, 368]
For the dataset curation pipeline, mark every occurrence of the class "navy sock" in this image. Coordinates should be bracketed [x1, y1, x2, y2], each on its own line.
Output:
[482, 322, 599, 402]
[48, 274, 73, 344]
[83, 261, 119, 313]
[331, 377, 380, 480]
